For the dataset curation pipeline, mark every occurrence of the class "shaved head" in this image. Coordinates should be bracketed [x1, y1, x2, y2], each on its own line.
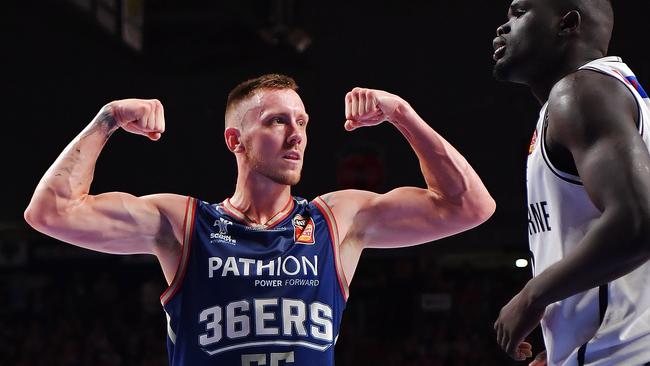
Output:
[493, 0, 616, 85]
[225, 74, 299, 129]
[552, 0, 614, 53]
[222, 75, 307, 187]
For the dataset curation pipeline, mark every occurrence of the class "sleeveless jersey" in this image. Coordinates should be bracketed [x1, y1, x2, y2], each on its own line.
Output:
[160, 196, 348, 366]
[527, 56, 650, 366]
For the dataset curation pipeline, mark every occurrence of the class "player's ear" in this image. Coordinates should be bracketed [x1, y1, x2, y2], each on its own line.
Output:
[225, 127, 244, 153]
[559, 10, 581, 36]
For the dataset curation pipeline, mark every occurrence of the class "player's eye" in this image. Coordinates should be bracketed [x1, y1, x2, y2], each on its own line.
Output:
[513, 9, 526, 17]
[508, 6, 527, 19]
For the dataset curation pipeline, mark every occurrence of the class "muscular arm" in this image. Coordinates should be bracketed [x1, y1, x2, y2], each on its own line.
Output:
[495, 70, 650, 358]
[524, 71, 650, 306]
[322, 89, 495, 279]
[24, 100, 186, 278]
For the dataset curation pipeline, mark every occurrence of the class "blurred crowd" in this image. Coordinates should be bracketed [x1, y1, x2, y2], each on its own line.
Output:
[0, 246, 537, 366]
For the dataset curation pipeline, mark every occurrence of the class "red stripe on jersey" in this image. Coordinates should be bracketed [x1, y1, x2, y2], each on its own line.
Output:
[161, 197, 197, 305]
[313, 197, 349, 301]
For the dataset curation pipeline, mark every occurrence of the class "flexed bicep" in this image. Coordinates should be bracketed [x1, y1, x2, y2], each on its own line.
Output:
[324, 187, 490, 250]
[356, 187, 492, 248]
[24, 98, 183, 256]
[28, 192, 186, 255]
[336, 87, 494, 249]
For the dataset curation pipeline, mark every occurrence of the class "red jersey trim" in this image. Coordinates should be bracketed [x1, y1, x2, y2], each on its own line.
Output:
[160, 197, 197, 306]
[221, 199, 247, 222]
[222, 196, 294, 229]
[313, 196, 349, 301]
[265, 197, 295, 229]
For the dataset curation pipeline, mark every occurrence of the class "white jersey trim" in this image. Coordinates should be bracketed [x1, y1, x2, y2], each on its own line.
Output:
[538, 104, 583, 185]
[539, 58, 647, 186]
[579, 66, 645, 137]
[202, 339, 333, 356]
[166, 311, 177, 344]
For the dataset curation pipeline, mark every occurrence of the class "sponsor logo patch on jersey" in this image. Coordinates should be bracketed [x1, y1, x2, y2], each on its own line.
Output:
[210, 218, 237, 245]
[528, 129, 538, 155]
[293, 214, 315, 244]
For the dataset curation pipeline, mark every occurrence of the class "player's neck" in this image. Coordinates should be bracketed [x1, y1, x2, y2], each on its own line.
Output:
[529, 50, 606, 104]
[230, 172, 292, 225]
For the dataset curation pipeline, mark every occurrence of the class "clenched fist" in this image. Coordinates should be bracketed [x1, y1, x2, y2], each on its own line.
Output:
[344, 88, 408, 131]
[102, 99, 165, 141]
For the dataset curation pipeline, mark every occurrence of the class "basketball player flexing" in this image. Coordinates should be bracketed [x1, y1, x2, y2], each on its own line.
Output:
[24, 74, 495, 365]
[491, 0, 650, 365]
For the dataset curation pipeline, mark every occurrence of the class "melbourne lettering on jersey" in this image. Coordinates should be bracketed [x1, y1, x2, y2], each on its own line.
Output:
[161, 196, 347, 366]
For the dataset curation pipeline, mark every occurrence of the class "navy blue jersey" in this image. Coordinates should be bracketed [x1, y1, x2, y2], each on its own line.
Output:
[161, 196, 348, 366]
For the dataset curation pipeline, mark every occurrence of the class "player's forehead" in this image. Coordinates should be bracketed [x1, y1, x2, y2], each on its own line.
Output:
[236, 89, 309, 125]
[508, 0, 534, 12]
[258, 88, 306, 113]
[508, 0, 555, 13]
[242, 88, 308, 121]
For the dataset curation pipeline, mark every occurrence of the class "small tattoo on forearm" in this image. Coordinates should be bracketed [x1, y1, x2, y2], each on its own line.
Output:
[83, 108, 119, 139]
[53, 166, 72, 178]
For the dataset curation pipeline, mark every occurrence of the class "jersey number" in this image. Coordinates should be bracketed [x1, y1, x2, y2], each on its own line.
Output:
[241, 352, 295, 365]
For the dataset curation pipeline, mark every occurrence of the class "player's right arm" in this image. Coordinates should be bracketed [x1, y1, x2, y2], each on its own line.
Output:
[24, 99, 186, 280]
[495, 70, 650, 358]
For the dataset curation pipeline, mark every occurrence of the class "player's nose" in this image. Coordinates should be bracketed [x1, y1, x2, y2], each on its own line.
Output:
[496, 22, 510, 37]
[287, 123, 303, 146]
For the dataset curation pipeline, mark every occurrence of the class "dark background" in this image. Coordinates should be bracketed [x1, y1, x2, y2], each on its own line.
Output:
[2, 0, 649, 365]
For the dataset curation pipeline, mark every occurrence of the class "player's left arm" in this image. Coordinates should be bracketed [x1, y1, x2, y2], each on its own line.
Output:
[495, 71, 650, 358]
[321, 88, 495, 251]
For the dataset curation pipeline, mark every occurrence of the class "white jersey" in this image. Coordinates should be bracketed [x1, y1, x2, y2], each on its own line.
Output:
[527, 56, 650, 366]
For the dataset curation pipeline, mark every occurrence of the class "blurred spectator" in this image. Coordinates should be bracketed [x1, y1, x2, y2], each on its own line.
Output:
[1, 241, 538, 365]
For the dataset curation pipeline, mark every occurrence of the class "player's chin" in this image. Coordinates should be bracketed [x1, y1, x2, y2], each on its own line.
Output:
[271, 170, 302, 186]
[288, 177, 301, 186]
[278, 176, 301, 186]
[493, 56, 533, 85]
[285, 171, 302, 186]
[493, 60, 513, 81]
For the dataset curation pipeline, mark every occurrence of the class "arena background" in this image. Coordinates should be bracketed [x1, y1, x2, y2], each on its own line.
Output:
[2, 0, 648, 365]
